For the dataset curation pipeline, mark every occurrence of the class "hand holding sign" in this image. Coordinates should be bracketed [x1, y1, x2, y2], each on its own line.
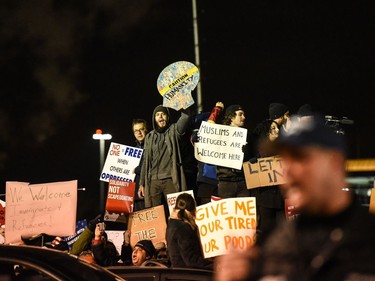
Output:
[157, 61, 199, 110]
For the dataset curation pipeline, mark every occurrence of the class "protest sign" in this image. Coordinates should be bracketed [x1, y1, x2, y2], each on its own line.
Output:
[104, 179, 135, 223]
[166, 190, 195, 215]
[5, 180, 77, 244]
[106, 230, 123, 255]
[64, 219, 87, 250]
[157, 61, 199, 110]
[196, 197, 257, 258]
[0, 200, 5, 225]
[243, 156, 285, 189]
[128, 205, 166, 248]
[100, 142, 143, 183]
[194, 121, 247, 170]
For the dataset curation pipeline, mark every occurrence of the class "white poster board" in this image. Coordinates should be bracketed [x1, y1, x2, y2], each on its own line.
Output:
[195, 197, 257, 258]
[106, 230, 124, 255]
[5, 180, 77, 244]
[194, 121, 247, 170]
[166, 190, 195, 215]
[100, 142, 143, 182]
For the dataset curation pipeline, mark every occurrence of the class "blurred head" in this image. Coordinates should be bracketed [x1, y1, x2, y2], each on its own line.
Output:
[276, 114, 349, 216]
[132, 240, 156, 266]
[223, 104, 245, 127]
[132, 119, 148, 144]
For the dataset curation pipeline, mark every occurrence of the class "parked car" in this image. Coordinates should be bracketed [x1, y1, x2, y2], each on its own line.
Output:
[0, 244, 125, 281]
[106, 265, 213, 281]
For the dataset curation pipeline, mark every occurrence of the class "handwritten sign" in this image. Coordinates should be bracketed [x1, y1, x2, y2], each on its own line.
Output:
[128, 205, 166, 248]
[166, 190, 195, 216]
[106, 230, 124, 255]
[100, 142, 143, 183]
[196, 197, 257, 258]
[243, 156, 285, 189]
[104, 179, 135, 223]
[5, 180, 77, 244]
[194, 121, 247, 170]
[157, 61, 199, 110]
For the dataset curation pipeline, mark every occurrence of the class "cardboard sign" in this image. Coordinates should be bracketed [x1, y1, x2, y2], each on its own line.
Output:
[196, 197, 257, 258]
[243, 156, 286, 189]
[104, 180, 135, 223]
[128, 205, 166, 248]
[100, 142, 143, 183]
[194, 121, 247, 170]
[0, 200, 5, 225]
[5, 180, 77, 244]
[106, 230, 124, 255]
[157, 61, 199, 110]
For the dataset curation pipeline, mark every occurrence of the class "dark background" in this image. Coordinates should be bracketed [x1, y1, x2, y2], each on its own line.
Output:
[1, 0, 374, 221]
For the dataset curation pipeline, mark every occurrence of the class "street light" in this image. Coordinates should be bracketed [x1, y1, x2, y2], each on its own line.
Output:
[92, 129, 112, 212]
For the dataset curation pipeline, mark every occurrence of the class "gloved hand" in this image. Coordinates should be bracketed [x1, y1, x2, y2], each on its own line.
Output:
[88, 214, 102, 232]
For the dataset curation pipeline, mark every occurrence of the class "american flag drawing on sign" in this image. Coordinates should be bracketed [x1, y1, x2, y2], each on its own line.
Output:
[63, 219, 87, 249]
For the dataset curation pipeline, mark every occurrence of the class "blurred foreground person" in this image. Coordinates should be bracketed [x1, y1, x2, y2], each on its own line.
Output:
[215, 114, 375, 281]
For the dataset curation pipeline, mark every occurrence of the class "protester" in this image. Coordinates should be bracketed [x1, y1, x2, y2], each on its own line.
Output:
[121, 230, 156, 266]
[269, 102, 291, 134]
[138, 104, 192, 216]
[91, 222, 119, 266]
[166, 192, 214, 270]
[121, 231, 157, 266]
[216, 104, 250, 198]
[70, 214, 102, 256]
[132, 118, 149, 212]
[214, 114, 375, 281]
[248, 118, 285, 244]
[192, 102, 224, 205]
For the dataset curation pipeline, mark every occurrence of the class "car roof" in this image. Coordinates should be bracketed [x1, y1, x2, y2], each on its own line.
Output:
[107, 265, 213, 281]
[0, 244, 124, 281]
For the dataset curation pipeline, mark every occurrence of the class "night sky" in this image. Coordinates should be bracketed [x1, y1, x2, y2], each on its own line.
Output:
[1, 1, 374, 220]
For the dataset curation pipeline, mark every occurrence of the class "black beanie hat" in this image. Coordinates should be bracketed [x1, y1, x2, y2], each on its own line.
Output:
[153, 105, 169, 116]
[225, 104, 243, 115]
[135, 240, 156, 258]
[269, 103, 288, 119]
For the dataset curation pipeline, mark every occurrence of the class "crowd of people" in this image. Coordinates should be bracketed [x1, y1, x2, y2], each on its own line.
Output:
[5, 99, 375, 281]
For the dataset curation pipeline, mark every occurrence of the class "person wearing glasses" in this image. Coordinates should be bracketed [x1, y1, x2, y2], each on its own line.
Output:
[132, 119, 149, 211]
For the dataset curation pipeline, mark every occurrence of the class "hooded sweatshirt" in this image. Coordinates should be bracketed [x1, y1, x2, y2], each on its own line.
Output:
[140, 105, 191, 207]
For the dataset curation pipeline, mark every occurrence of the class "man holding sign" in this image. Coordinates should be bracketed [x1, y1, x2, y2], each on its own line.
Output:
[216, 104, 250, 199]
[138, 104, 191, 216]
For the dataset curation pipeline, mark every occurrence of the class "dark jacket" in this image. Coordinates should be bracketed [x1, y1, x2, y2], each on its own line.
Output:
[166, 218, 214, 270]
[91, 238, 119, 266]
[140, 105, 191, 207]
[250, 198, 375, 281]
